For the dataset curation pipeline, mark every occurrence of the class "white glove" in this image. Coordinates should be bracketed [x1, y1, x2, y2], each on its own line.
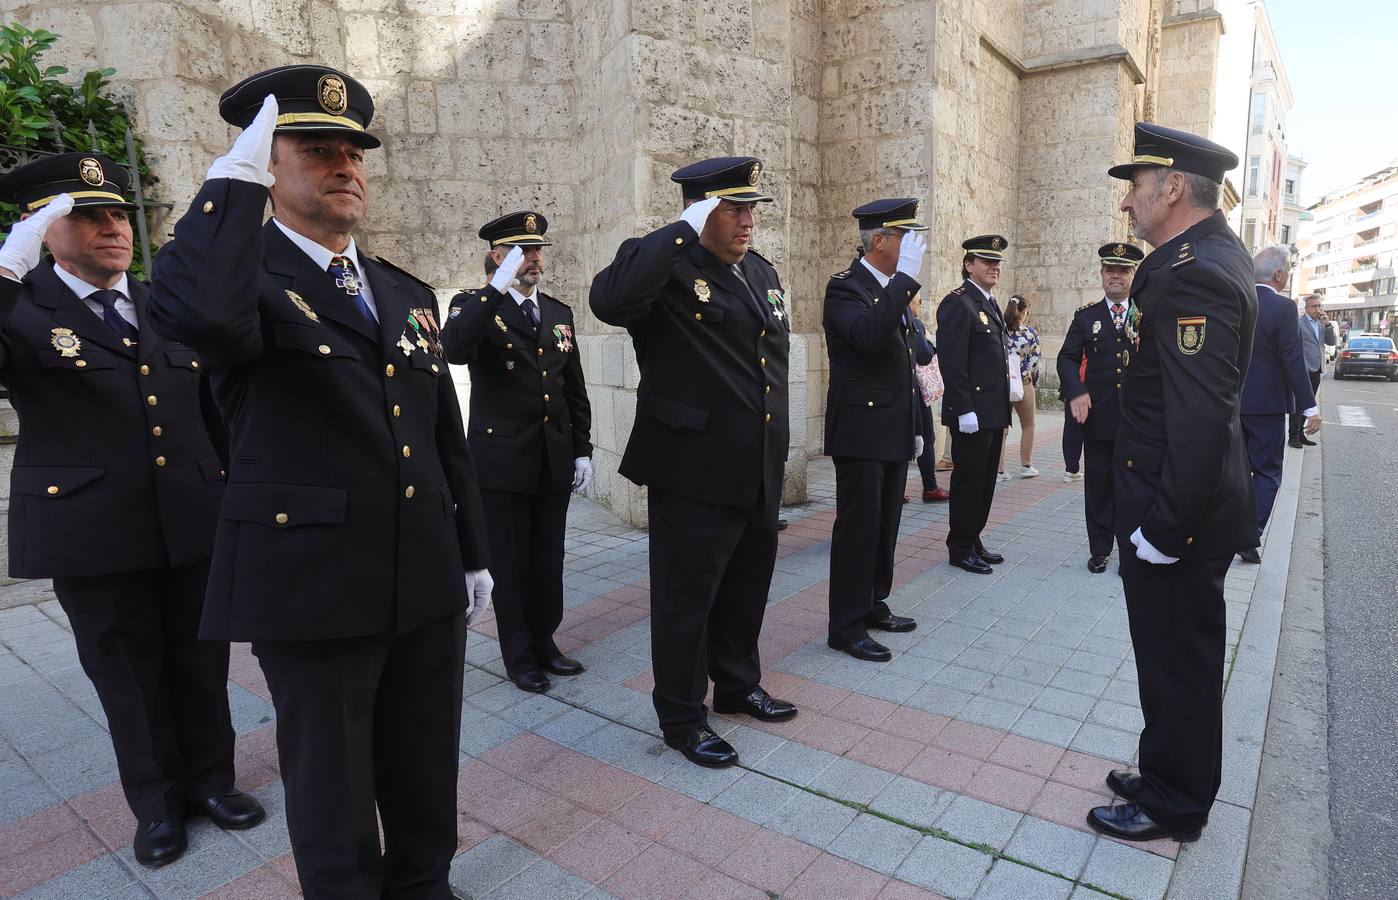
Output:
[957, 411, 979, 434]
[206, 94, 278, 187]
[489, 246, 525, 294]
[463, 568, 494, 623]
[678, 196, 721, 237]
[913, 435, 924, 460]
[572, 457, 593, 493]
[1130, 527, 1180, 565]
[0, 193, 74, 281]
[895, 229, 927, 278]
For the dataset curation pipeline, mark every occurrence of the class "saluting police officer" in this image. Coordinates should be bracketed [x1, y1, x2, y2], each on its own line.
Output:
[145, 68, 493, 897]
[823, 199, 930, 663]
[936, 235, 1012, 574]
[441, 212, 592, 694]
[0, 156, 264, 867]
[1088, 123, 1258, 844]
[1056, 242, 1144, 573]
[590, 157, 797, 769]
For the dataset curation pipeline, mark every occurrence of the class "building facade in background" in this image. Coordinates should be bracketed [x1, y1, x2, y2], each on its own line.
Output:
[1298, 165, 1398, 335]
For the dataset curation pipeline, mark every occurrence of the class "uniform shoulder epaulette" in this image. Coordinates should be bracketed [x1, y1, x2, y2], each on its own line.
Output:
[1076, 300, 1098, 312]
[830, 269, 850, 280]
[374, 256, 436, 293]
[1170, 242, 1196, 269]
[746, 247, 775, 268]
[951, 285, 967, 295]
[539, 290, 572, 309]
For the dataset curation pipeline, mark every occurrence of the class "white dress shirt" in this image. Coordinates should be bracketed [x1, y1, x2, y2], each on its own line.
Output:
[52, 264, 137, 329]
[273, 218, 379, 321]
[859, 256, 893, 289]
[507, 285, 539, 310]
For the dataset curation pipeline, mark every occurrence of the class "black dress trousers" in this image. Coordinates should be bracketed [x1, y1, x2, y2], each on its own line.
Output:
[946, 427, 1003, 557]
[1082, 438, 1116, 557]
[829, 457, 908, 644]
[481, 486, 570, 678]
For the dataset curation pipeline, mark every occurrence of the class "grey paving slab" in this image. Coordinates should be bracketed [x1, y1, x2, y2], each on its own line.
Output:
[709, 771, 803, 825]
[896, 836, 994, 900]
[807, 756, 895, 805]
[123, 821, 262, 898]
[766, 789, 860, 849]
[534, 707, 610, 748]
[868, 775, 955, 830]
[753, 739, 838, 787]
[935, 795, 1023, 851]
[1002, 815, 1097, 881]
[1081, 837, 1174, 900]
[449, 834, 540, 897]
[973, 859, 1074, 900]
[1163, 800, 1251, 900]
[487, 856, 595, 899]
[16, 854, 144, 900]
[827, 812, 921, 875]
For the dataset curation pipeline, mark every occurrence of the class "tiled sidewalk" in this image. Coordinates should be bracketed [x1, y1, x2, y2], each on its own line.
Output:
[0, 417, 1281, 900]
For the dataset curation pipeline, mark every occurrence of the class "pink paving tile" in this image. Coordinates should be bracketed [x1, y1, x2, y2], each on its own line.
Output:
[826, 694, 899, 729]
[559, 765, 650, 814]
[456, 758, 502, 806]
[794, 715, 870, 756]
[962, 762, 1047, 812]
[1050, 750, 1120, 797]
[625, 670, 657, 694]
[658, 804, 760, 867]
[269, 852, 300, 883]
[877, 881, 949, 899]
[759, 670, 807, 698]
[682, 871, 772, 899]
[549, 818, 653, 883]
[877, 707, 949, 745]
[524, 747, 605, 794]
[1027, 780, 1107, 832]
[987, 733, 1065, 778]
[846, 730, 923, 774]
[783, 851, 890, 900]
[483, 732, 568, 779]
[739, 709, 811, 738]
[0, 804, 106, 896]
[611, 783, 705, 840]
[202, 863, 301, 899]
[717, 827, 821, 893]
[931, 719, 1005, 760]
[505, 795, 599, 854]
[902, 746, 982, 793]
[469, 774, 552, 830]
[603, 843, 709, 900]
[457, 817, 495, 852]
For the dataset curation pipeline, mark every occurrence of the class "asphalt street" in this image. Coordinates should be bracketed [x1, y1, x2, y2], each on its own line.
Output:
[1318, 368, 1398, 900]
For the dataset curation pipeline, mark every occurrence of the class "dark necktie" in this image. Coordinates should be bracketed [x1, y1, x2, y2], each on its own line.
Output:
[89, 289, 139, 345]
[328, 255, 378, 327]
[731, 264, 768, 320]
[1112, 303, 1126, 330]
[521, 296, 540, 330]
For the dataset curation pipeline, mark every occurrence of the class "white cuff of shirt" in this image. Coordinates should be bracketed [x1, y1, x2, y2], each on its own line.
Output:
[1302, 406, 1318, 418]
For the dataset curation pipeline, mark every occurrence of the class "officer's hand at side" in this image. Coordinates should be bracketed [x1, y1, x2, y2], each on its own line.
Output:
[1304, 414, 1322, 435]
[913, 435, 924, 460]
[572, 457, 593, 494]
[1069, 393, 1092, 424]
[957, 411, 979, 434]
[678, 196, 721, 237]
[0, 193, 73, 281]
[463, 568, 494, 622]
[206, 94, 278, 187]
[895, 230, 927, 278]
[489, 246, 525, 294]
[1129, 527, 1179, 565]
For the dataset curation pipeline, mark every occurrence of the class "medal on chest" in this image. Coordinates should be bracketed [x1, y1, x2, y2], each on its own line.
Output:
[978, 310, 989, 326]
[552, 323, 574, 353]
[1124, 302, 1143, 349]
[50, 327, 82, 358]
[693, 279, 711, 303]
[286, 289, 319, 322]
[766, 289, 788, 322]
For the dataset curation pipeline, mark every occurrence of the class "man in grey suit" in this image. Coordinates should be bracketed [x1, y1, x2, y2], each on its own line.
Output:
[1290, 294, 1336, 448]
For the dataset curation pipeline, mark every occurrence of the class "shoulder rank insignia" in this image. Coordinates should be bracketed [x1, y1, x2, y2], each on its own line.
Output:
[693, 278, 711, 303]
[50, 327, 81, 358]
[952, 285, 967, 295]
[553, 323, 574, 353]
[286, 290, 319, 322]
[1076, 300, 1098, 312]
[831, 270, 850, 280]
[1172, 248, 1196, 268]
[1176, 316, 1206, 355]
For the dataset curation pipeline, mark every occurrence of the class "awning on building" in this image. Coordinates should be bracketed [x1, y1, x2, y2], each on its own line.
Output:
[1323, 293, 1395, 312]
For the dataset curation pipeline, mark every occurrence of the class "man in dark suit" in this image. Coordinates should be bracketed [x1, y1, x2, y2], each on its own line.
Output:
[0, 154, 264, 867]
[936, 234, 1012, 575]
[1240, 246, 1320, 563]
[145, 68, 492, 898]
[442, 211, 592, 694]
[590, 157, 797, 769]
[1090, 123, 1258, 844]
[1290, 293, 1336, 447]
[823, 199, 929, 663]
[1057, 242, 1143, 573]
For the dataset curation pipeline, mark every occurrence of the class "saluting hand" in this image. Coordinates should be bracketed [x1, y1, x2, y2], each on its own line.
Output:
[678, 196, 721, 237]
[489, 246, 526, 294]
[0, 193, 74, 281]
[206, 93, 278, 188]
[895, 230, 927, 278]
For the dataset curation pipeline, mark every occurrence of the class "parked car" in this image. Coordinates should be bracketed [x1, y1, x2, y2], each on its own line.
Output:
[1334, 335, 1398, 381]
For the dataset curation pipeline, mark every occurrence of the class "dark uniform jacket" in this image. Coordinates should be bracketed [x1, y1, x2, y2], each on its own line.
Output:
[822, 258, 925, 461]
[1056, 298, 1129, 441]
[1, 262, 226, 578]
[441, 286, 592, 494]
[146, 178, 490, 642]
[1116, 210, 1257, 559]
[590, 221, 788, 509]
[1240, 284, 1314, 416]
[935, 279, 1011, 430]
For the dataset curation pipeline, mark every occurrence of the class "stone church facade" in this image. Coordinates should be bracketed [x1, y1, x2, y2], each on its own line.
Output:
[5, 0, 1235, 527]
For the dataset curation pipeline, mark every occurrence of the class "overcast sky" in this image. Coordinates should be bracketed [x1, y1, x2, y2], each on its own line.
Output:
[1267, 0, 1398, 205]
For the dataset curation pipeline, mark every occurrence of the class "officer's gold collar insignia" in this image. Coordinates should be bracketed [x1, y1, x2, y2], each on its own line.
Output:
[286, 290, 319, 322]
[693, 278, 711, 303]
[1176, 316, 1205, 355]
[50, 327, 82, 357]
[78, 157, 104, 187]
[318, 74, 348, 115]
[978, 310, 989, 325]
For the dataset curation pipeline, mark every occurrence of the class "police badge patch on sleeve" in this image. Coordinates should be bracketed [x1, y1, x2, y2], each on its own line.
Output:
[1176, 317, 1206, 355]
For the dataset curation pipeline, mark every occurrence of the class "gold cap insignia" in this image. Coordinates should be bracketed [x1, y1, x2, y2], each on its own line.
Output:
[78, 157, 104, 187]
[1114, 244, 1126, 257]
[285, 289, 319, 322]
[51, 327, 82, 357]
[748, 163, 761, 185]
[524, 214, 538, 234]
[318, 74, 348, 115]
[991, 237, 1003, 251]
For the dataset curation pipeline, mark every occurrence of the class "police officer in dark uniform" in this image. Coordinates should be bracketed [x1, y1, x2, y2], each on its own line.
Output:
[145, 68, 492, 897]
[1089, 123, 1257, 844]
[823, 199, 930, 663]
[590, 157, 797, 769]
[1056, 242, 1143, 573]
[0, 155, 264, 867]
[936, 235, 1012, 574]
[442, 211, 592, 694]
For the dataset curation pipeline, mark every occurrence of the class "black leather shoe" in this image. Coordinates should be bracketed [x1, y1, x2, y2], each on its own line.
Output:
[543, 655, 585, 676]
[511, 669, 551, 693]
[778, 517, 789, 531]
[1088, 555, 1108, 574]
[974, 546, 1005, 565]
[188, 790, 265, 830]
[827, 636, 892, 662]
[714, 686, 798, 721]
[1238, 547, 1261, 564]
[949, 554, 993, 575]
[1287, 438, 1304, 449]
[1087, 802, 1200, 842]
[1300, 435, 1317, 446]
[664, 726, 738, 768]
[867, 612, 917, 633]
[133, 819, 187, 867]
[1105, 768, 1142, 800]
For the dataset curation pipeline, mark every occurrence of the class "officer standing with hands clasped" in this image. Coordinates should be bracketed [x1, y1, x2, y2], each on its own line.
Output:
[937, 235, 1012, 575]
[1089, 123, 1258, 844]
[1056, 242, 1143, 574]
[590, 156, 797, 769]
[0, 155, 264, 867]
[145, 66, 493, 897]
[442, 211, 592, 694]
[823, 199, 929, 663]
